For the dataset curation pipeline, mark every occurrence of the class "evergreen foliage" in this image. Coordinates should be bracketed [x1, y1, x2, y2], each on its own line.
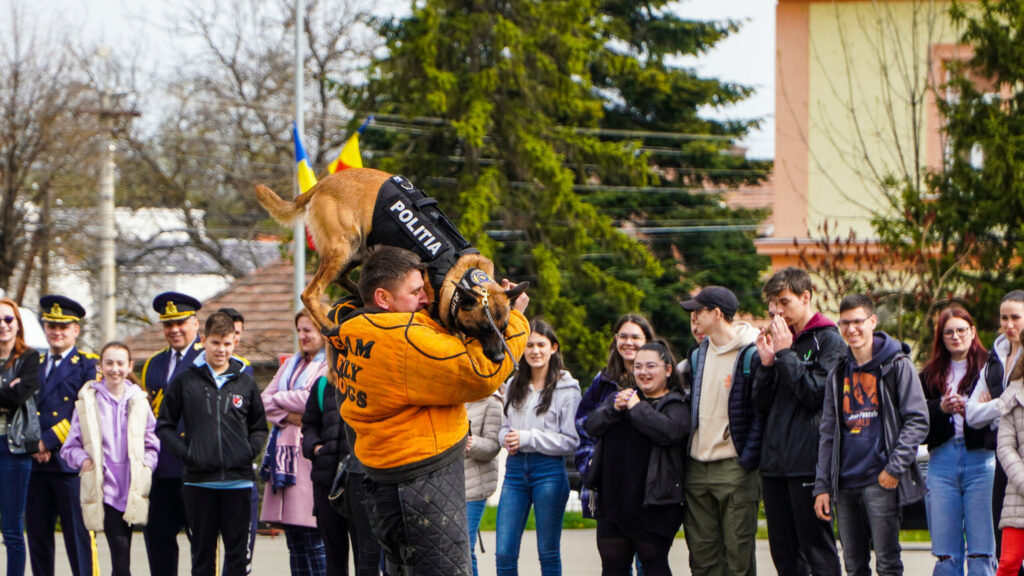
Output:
[350, 0, 768, 377]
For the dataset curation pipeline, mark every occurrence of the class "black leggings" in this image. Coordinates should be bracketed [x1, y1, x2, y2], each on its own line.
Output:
[103, 504, 133, 576]
[596, 519, 674, 576]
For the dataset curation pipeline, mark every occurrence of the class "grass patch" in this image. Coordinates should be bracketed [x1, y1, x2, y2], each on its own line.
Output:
[478, 506, 596, 530]
[477, 506, 931, 542]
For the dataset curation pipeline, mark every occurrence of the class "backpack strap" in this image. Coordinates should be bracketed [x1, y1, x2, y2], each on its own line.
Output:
[316, 376, 328, 413]
[740, 343, 757, 378]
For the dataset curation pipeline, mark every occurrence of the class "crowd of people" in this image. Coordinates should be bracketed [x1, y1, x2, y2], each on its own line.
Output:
[9, 252, 1024, 576]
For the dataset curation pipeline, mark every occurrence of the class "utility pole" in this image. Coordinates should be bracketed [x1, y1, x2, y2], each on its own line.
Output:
[95, 89, 139, 343]
[293, 0, 306, 349]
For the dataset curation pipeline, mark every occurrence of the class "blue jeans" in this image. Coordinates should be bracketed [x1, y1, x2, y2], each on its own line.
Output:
[926, 439, 996, 576]
[467, 499, 488, 576]
[836, 482, 902, 576]
[496, 453, 569, 576]
[0, 437, 32, 576]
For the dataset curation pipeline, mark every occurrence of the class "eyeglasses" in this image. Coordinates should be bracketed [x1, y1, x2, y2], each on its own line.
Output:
[838, 317, 871, 330]
[0, 316, 15, 325]
[634, 362, 665, 372]
[616, 333, 645, 343]
[943, 326, 971, 339]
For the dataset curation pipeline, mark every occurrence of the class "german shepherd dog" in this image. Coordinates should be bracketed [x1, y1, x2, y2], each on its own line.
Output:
[253, 168, 527, 362]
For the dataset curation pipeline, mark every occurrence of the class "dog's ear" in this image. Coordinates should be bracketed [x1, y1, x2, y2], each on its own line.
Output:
[455, 283, 480, 309]
[505, 281, 530, 303]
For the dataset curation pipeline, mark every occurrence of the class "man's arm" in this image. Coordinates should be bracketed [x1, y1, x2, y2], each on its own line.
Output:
[884, 358, 930, 479]
[406, 310, 530, 405]
[775, 329, 845, 410]
[155, 377, 188, 462]
[814, 368, 838, 497]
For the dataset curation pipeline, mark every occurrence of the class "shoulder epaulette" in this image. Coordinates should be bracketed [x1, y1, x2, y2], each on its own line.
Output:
[193, 342, 204, 351]
[81, 351, 99, 360]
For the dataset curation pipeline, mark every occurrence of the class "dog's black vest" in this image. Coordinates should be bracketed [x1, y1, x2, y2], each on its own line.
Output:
[366, 175, 478, 291]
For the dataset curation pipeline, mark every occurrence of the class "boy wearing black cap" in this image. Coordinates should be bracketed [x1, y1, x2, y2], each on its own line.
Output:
[142, 291, 205, 576]
[27, 295, 98, 576]
[679, 286, 763, 576]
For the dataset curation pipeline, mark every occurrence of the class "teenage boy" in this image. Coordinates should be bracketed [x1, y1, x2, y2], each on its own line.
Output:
[216, 306, 258, 575]
[680, 286, 763, 576]
[814, 293, 929, 576]
[27, 295, 98, 576]
[156, 311, 268, 576]
[754, 267, 843, 576]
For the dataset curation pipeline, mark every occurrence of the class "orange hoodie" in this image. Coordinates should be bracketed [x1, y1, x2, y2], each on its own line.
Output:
[333, 309, 528, 478]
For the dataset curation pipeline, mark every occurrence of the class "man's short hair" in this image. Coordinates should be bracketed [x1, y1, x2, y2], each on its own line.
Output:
[217, 307, 244, 325]
[357, 246, 426, 304]
[1003, 290, 1024, 305]
[763, 267, 813, 300]
[839, 293, 875, 315]
[204, 311, 236, 338]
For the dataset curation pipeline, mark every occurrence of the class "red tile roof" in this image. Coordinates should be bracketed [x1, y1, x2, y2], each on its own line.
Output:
[124, 259, 326, 367]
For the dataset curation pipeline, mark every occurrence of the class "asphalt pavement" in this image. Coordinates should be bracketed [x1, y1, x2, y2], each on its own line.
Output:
[27, 530, 936, 575]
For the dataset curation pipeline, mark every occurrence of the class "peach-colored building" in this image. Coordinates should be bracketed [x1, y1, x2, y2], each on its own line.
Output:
[760, 0, 973, 269]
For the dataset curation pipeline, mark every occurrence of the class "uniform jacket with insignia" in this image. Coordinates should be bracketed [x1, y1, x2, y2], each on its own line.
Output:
[36, 345, 99, 473]
[334, 308, 528, 484]
[142, 337, 204, 479]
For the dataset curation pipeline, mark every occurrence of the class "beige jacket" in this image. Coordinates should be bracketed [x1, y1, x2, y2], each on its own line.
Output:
[998, 381, 1024, 529]
[465, 393, 503, 501]
[76, 384, 154, 531]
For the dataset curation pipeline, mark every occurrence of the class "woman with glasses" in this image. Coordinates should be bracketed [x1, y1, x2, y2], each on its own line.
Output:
[575, 314, 655, 518]
[0, 298, 41, 576]
[921, 306, 996, 575]
[584, 340, 690, 576]
[496, 320, 581, 576]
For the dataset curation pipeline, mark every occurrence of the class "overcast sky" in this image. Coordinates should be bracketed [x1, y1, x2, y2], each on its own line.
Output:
[28, 0, 776, 159]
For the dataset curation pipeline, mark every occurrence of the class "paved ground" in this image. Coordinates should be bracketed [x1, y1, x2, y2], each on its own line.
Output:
[24, 530, 935, 575]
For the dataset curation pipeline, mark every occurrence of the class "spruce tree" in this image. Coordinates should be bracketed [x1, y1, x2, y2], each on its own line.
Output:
[353, 0, 767, 373]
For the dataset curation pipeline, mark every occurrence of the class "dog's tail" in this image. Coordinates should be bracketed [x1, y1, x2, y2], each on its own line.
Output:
[253, 183, 315, 225]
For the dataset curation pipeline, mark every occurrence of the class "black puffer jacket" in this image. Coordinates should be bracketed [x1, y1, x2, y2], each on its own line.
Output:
[754, 314, 845, 477]
[584, 389, 690, 506]
[156, 358, 268, 483]
[301, 376, 354, 487]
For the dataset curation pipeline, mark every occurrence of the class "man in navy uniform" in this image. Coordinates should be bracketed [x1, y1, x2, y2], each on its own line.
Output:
[26, 295, 98, 576]
[142, 291, 205, 576]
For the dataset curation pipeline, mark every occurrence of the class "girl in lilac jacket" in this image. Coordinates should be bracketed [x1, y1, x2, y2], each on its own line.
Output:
[61, 342, 160, 576]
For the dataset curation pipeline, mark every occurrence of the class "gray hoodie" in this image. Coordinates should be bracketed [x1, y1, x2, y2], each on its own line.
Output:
[500, 371, 582, 456]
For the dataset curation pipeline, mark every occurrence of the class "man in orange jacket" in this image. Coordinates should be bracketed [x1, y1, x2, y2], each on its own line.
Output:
[330, 246, 529, 576]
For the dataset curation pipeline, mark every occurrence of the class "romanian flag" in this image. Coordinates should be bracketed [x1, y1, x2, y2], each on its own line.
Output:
[292, 124, 319, 250]
[328, 115, 373, 174]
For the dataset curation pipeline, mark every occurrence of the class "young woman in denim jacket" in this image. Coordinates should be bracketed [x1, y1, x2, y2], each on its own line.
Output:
[496, 320, 581, 576]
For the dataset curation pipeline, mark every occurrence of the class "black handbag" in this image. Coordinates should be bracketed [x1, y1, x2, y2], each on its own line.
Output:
[327, 454, 351, 516]
[1, 356, 40, 455]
